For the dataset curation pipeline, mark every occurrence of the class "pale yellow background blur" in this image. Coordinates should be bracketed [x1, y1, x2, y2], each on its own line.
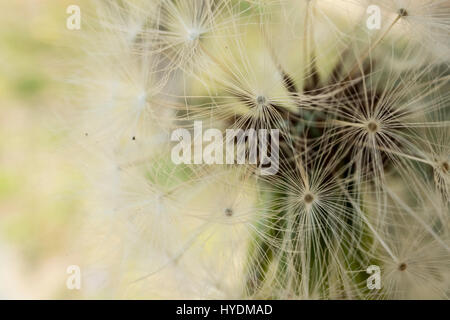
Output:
[0, 0, 88, 299]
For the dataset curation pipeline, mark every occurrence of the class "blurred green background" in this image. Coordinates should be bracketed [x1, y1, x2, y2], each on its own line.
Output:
[0, 0, 87, 299]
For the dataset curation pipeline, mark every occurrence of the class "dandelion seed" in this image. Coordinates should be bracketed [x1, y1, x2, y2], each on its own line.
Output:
[374, 0, 450, 59]
[139, 0, 241, 74]
[375, 221, 449, 299]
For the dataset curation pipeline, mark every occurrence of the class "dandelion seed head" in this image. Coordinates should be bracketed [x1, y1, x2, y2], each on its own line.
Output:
[70, 0, 450, 299]
[375, 0, 450, 59]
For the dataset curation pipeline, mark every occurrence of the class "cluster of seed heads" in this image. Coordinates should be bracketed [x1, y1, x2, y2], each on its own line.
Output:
[73, 0, 450, 299]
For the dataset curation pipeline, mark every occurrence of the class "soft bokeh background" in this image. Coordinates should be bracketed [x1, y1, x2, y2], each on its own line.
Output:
[0, 0, 87, 299]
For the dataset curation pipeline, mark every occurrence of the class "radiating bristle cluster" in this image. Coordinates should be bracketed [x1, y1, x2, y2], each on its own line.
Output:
[69, 0, 450, 299]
